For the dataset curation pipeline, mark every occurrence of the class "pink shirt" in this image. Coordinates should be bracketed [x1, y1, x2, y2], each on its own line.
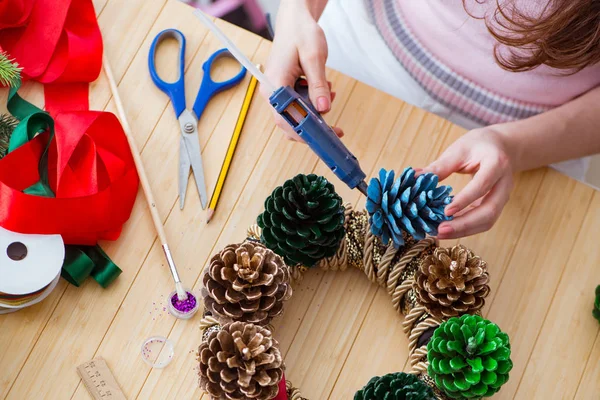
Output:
[397, 1, 600, 107]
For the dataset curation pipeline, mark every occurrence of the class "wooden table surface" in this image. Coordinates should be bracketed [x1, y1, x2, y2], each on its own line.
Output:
[1, 1, 599, 399]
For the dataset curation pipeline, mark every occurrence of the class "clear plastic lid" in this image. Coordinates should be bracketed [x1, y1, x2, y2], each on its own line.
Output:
[141, 336, 175, 369]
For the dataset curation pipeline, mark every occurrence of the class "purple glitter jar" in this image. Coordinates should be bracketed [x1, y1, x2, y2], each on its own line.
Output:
[167, 289, 199, 319]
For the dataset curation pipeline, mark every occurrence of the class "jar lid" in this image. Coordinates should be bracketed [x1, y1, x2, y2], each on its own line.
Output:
[141, 336, 175, 368]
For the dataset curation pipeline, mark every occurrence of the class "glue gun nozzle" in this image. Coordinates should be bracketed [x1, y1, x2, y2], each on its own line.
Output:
[357, 181, 368, 196]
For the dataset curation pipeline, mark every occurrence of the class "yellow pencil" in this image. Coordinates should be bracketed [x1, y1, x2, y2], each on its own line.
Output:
[206, 70, 259, 223]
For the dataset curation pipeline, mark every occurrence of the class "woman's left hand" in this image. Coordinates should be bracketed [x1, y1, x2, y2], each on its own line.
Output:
[421, 127, 515, 239]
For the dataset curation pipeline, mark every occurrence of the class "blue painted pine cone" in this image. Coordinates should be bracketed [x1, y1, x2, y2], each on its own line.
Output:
[257, 174, 345, 267]
[366, 168, 453, 248]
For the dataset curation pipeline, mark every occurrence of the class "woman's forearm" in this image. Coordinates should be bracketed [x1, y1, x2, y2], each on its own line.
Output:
[494, 86, 600, 172]
[282, 0, 329, 20]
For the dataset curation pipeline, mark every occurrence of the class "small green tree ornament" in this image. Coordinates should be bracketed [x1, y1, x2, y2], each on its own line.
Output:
[354, 372, 435, 400]
[0, 114, 18, 158]
[0, 51, 21, 88]
[427, 315, 513, 399]
[0, 51, 21, 159]
[257, 174, 345, 267]
[593, 285, 600, 324]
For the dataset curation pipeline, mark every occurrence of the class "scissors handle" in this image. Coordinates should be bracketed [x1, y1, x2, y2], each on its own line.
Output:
[192, 48, 247, 119]
[148, 28, 187, 118]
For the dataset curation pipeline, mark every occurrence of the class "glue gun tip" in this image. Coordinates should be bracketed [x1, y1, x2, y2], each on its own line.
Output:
[357, 181, 368, 196]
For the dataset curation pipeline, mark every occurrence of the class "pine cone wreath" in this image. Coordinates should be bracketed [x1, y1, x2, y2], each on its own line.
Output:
[354, 372, 435, 400]
[415, 245, 490, 319]
[198, 322, 284, 400]
[257, 174, 345, 267]
[366, 168, 453, 248]
[427, 315, 513, 399]
[202, 242, 292, 326]
[594, 285, 600, 324]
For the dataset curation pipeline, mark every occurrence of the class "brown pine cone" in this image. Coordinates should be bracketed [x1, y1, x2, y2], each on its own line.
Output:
[415, 245, 490, 319]
[198, 322, 284, 400]
[202, 241, 292, 325]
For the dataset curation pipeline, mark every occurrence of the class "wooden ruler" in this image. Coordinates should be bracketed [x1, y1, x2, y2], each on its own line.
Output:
[77, 358, 126, 399]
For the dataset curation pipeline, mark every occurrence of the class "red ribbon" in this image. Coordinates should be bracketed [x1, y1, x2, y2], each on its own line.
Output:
[1, 0, 102, 85]
[273, 374, 288, 400]
[0, 114, 138, 244]
[0, 0, 35, 30]
[0, 0, 139, 245]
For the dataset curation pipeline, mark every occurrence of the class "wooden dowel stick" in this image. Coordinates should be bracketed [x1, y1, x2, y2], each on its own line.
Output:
[103, 55, 167, 245]
[103, 55, 186, 299]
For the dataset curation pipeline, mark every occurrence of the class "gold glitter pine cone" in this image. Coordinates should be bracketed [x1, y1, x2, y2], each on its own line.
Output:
[202, 241, 292, 326]
[198, 321, 284, 400]
[415, 245, 490, 319]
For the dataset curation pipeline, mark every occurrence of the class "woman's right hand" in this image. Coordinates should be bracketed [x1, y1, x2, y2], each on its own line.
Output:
[262, 0, 343, 140]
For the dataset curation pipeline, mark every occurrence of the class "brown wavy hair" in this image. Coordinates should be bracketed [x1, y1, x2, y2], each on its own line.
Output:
[467, 0, 600, 73]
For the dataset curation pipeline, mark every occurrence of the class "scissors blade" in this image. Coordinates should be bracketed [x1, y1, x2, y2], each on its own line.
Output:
[178, 135, 191, 210]
[179, 110, 208, 209]
[183, 134, 208, 209]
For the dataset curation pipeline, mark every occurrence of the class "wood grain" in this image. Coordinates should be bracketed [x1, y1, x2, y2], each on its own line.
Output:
[486, 170, 594, 399]
[575, 331, 600, 399]
[514, 192, 600, 399]
[1, 1, 598, 399]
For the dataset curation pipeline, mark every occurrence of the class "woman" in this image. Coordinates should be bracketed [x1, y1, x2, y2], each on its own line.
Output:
[262, 0, 600, 239]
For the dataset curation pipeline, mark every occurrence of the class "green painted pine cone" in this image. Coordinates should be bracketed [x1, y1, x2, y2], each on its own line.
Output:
[354, 372, 435, 400]
[427, 315, 513, 399]
[594, 285, 600, 323]
[257, 174, 345, 267]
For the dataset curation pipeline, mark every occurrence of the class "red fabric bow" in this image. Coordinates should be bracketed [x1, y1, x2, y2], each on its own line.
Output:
[0, 0, 139, 245]
[0, 113, 139, 244]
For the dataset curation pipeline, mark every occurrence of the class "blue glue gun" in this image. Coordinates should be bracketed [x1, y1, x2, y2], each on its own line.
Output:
[269, 79, 368, 195]
[192, 10, 368, 195]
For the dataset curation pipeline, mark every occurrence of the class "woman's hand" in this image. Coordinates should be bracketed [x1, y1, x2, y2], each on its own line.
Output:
[262, 0, 343, 140]
[421, 127, 515, 239]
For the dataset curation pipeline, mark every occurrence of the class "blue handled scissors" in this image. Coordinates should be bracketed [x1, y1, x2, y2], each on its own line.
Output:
[148, 28, 246, 210]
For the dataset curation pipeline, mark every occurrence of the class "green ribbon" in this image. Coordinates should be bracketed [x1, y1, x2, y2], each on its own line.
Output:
[8, 82, 54, 196]
[62, 246, 122, 288]
[4, 84, 122, 288]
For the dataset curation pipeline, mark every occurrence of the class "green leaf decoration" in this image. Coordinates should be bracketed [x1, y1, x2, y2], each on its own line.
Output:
[354, 372, 435, 400]
[427, 315, 513, 399]
[593, 285, 600, 324]
[257, 174, 345, 267]
[0, 51, 22, 88]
